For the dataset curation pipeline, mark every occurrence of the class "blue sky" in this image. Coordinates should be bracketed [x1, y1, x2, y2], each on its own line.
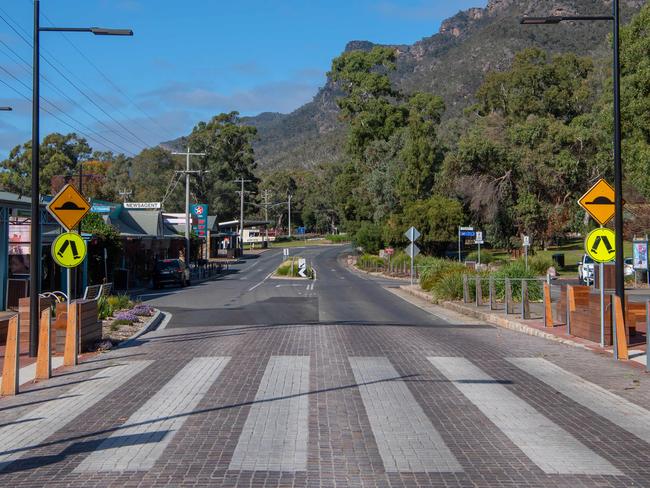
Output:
[0, 0, 486, 158]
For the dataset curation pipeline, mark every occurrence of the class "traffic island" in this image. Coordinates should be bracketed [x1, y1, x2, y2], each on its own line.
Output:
[274, 257, 314, 279]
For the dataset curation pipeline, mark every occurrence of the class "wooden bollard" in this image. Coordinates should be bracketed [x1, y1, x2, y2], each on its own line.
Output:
[543, 283, 553, 328]
[476, 276, 483, 307]
[613, 295, 629, 361]
[505, 278, 512, 314]
[35, 307, 52, 380]
[64, 302, 79, 367]
[566, 285, 575, 335]
[489, 276, 495, 310]
[1, 315, 20, 396]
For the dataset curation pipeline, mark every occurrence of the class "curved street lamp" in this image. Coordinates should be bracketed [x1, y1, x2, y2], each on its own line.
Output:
[29, 0, 133, 357]
[521, 1, 624, 312]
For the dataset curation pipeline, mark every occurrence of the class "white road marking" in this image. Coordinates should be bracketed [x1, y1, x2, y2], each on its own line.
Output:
[76, 357, 230, 472]
[350, 357, 462, 473]
[0, 361, 153, 471]
[509, 358, 650, 444]
[229, 356, 310, 472]
[428, 357, 620, 476]
[247, 270, 275, 292]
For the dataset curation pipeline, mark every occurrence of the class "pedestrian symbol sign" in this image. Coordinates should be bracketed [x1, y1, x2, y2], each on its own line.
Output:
[52, 232, 87, 268]
[47, 184, 91, 231]
[585, 228, 616, 263]
[578, 179, 616, 226]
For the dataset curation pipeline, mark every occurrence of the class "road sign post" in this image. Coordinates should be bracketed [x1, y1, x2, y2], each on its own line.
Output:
[405, 227, 421, 286]
[475, 231, 484, 266]
[523, 236, 530, 271]
[458, 227, 474, 262]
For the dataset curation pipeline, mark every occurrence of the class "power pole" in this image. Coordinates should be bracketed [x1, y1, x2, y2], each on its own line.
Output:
[118, 189, 132, 202]
[288, 194, 292, 238]
[234, 178, 252, 254]
[172, 148, 206, 265]
[263, 189, 270, 245]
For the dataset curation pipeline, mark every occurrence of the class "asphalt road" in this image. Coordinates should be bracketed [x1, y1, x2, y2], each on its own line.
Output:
[143, 245, 441, 328]
[1, 245, 649, 487]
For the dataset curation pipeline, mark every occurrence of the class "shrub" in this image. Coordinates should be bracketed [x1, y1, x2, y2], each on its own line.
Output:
[113, 311, 139, 323]
[429, 270, 469, 301]
[465, 250, 495, 264]
[418, 258, 467, 292]
[98, 295, 112, 320]
[527, 254, 554, 276]
[131, 304, 154, 316]
[357, 254, 386, 271]
[353, 222, 384, 254]
[107, 294, 133, 312]
[110, 320, 131, 330]
[325, 234, 349, 243]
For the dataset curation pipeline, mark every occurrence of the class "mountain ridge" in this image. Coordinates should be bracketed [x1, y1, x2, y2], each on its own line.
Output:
[162, 0, 644, 171]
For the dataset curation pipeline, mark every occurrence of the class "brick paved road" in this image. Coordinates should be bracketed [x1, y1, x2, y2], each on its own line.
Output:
[0, 246, 649, 487]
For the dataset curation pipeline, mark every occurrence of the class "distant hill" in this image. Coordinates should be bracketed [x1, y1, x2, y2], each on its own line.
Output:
[162, 0, 645, 172]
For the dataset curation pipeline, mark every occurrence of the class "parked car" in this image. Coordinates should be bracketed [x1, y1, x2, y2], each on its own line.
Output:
[577, 254, 594, 284]
[578, 255, 634, 284]
[153, 259, 190, 288]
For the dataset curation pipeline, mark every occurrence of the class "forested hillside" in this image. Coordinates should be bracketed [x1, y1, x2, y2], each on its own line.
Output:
[4, 0, 650, 252]
[228, 0, 644, 171]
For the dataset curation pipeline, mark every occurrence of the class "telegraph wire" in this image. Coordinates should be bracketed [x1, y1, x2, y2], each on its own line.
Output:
[0, 76, 137, 156]
[1, 7, 158, 150]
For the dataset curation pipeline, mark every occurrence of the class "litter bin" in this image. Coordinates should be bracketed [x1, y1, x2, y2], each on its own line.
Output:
[114, 268, 129, 291]
[552, 253, 565, 269]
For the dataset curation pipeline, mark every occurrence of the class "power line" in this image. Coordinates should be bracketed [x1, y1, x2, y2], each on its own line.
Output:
[0, 76, 137, 156]
[0, 42, 142, 154]
[0, 7, 157, 150]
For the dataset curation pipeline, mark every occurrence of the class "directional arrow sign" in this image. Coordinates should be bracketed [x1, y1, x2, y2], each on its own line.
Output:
[298, 258, 308, 278]
[405, 226, 420, 242]
[406, 243, 420, 258]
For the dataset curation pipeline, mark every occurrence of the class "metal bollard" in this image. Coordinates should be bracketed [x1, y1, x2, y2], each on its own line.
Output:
[463, 275, 469, 303]
[476, 276, 482, 307]
[505, 278, 512, 314]
[489, 276, 495, 310]
[521, 280, 530, 319]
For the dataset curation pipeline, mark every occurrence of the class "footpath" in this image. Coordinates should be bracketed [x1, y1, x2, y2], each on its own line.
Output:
[395, 284, 648, 370]
[347, 257, 648, 371]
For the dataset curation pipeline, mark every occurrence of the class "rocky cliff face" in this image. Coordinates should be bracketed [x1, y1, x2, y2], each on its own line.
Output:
[164, 0, 644, 171]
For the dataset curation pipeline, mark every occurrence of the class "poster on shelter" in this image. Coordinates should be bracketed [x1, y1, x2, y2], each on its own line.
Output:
[8, 223, 30, 276]
[633, 241, 648, 270]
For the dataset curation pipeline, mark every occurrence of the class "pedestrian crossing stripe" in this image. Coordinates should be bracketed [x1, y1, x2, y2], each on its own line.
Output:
[1, 354, 645, 477]
[51, 232, 87, 268]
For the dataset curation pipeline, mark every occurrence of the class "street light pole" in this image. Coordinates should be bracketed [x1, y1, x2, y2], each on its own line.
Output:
[234, 178, 251, 255]
[288, 194, 292, 239]
[521, 0, 625, 308]
[30, 0, 41, 358]
[29, 0, 132, 357]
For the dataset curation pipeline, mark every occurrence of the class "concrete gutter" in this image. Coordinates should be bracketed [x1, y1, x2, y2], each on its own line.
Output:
[118, 309, 166, 348]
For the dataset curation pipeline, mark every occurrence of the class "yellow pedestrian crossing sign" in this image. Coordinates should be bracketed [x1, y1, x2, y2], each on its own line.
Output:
[585, 228, 616, 263]
[52, 232, 87, 268]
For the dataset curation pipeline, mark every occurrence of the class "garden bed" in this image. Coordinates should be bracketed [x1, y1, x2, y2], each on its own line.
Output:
[96, 295, 156, 350]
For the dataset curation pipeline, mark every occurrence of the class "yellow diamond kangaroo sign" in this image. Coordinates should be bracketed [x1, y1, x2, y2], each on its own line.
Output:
[578, 179, 616, 226]
[52, 232, 87, 268]
[585, 228, 616, 263]
[47, 184, 91, 231]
